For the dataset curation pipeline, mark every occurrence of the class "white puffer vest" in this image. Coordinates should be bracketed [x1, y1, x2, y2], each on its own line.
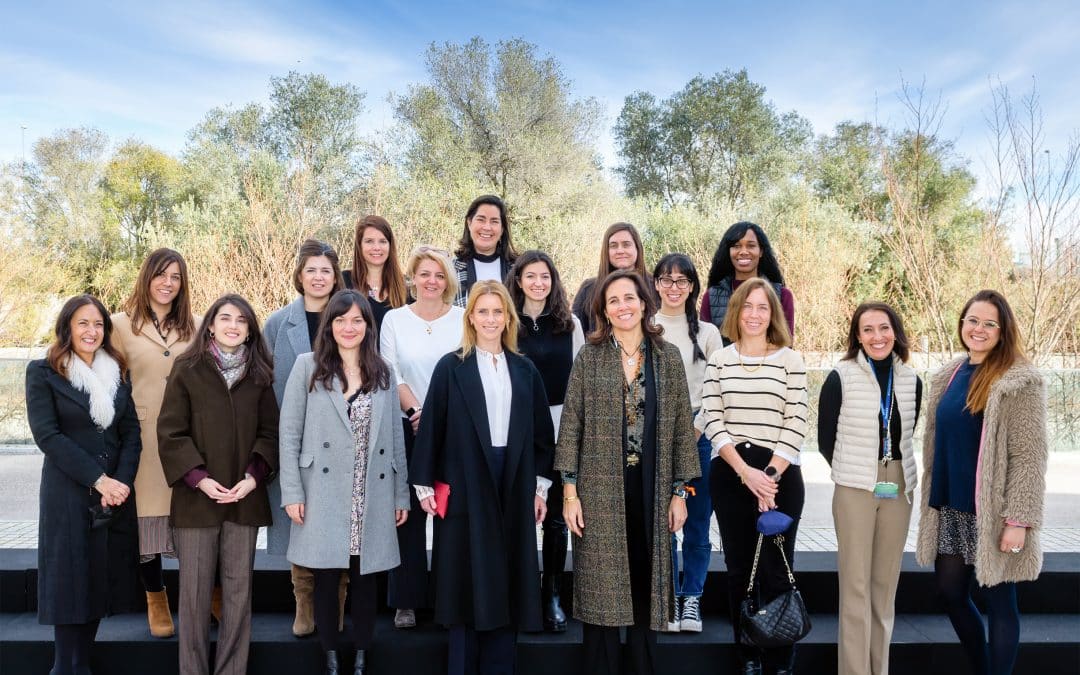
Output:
[831, 353, 918, 496]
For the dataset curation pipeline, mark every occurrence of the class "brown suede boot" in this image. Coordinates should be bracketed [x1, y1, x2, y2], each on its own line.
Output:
[146, 589, 175, 638]
[211, 585, 223, 625]
[292, 564, 315, 637]
[337, 571, 349, 632]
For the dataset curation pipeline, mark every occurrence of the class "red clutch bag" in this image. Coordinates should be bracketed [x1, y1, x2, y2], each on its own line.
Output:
[433, 481, 450, 519]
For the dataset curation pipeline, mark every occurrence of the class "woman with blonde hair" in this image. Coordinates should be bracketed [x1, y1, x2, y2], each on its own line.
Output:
[696, 277, 808, 675]
[916, 290, 1047, 675]
[111, 247, 198, 638]
[379, 245, 464, 628]
[411, 280, 555, 674]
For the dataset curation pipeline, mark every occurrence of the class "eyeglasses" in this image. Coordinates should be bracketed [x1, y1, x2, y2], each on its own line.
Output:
[657, 276, 691, 290]
[963, 316, 1000, 331]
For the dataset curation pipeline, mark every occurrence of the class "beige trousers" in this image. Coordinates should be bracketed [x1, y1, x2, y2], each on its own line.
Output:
[833, 461, 912, 675]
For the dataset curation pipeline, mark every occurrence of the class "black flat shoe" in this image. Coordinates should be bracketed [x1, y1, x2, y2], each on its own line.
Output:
[324, 650, 340, 675]
[741, 658, 762, 675]
[353, 649, 365, 675]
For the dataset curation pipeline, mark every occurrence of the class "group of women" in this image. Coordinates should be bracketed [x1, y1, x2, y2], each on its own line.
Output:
[27, 193, 1048, 675]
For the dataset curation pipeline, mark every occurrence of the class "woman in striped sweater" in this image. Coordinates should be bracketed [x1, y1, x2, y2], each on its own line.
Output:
[696, 277, 808, 675]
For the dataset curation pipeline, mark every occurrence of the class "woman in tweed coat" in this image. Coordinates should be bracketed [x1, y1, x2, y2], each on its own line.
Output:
[555, 270, 698, 675]
[916, 290, 1048, 675]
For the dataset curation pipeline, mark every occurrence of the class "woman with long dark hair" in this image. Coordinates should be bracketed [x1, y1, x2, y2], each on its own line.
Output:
[696, 278, 808, 674]
[279, 290, 409, 674]
[916, 290, 1047, 675]
[344, 215, 408, 331]
[701, 222, 795, 341]
[452, 195, 518, 308]
[651, 253, 723, 633]
[111, 247, 197, 638]
[158, 295, 279, 675]
[505, 250, 585, 632]
[556, 270, 698, 675]
[818, 302, 922, 675]
[380, 245, 465, 628]
[571, 222, 652, 335]
[26, 294, 141, 675]
[411, 281, 555, 674]
[264, 239, 346, 636]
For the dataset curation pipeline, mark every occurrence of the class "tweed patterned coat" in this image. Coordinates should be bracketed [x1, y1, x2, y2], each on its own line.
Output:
[915, 357, 1048, 586]
[554, 340, 698, 630]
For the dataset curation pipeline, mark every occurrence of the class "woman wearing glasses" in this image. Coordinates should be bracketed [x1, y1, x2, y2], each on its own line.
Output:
[651, 254, 723, 633]
[916, 290, 1047, 675]
[701, 222, 794, 342]
[379, 246, 465, 628]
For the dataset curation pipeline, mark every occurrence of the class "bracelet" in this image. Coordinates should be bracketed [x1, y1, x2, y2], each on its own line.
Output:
[563, 495, 579, 503]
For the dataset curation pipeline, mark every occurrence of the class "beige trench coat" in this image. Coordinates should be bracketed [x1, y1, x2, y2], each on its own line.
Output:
[111, 312, 198, 517]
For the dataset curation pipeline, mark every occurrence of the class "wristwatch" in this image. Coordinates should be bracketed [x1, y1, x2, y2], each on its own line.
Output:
[764, 466, 781, 483]
[672, 485, 690, 500]
[405, 406, 422, 417]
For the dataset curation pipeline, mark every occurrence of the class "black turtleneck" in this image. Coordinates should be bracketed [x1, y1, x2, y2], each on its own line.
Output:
[517, 312, 574, 406]
[817, 355, 922, 465]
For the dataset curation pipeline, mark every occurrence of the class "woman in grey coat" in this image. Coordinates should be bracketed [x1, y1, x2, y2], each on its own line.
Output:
[279, 290, 409, 675]
[264, 238, 346, 636]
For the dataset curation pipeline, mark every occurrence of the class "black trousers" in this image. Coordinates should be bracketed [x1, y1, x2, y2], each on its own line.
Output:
[448, 624, 517, 675]
[711, 443, 805, 670]
[313, 556, 377, 652]
[582, 463, 657, 675]
[388, 419, 429, 609]
[52, 621, 99, 675]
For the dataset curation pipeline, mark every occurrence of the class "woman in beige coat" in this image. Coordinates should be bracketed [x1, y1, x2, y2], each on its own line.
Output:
[111, 248, 198, 638]
[916, 290, 1047, 675]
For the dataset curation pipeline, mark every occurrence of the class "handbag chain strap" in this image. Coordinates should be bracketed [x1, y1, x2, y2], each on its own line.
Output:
[744, 533, 795, 595]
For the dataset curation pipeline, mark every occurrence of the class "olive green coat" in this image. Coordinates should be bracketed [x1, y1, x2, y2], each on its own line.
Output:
[554, 340, 698, 630]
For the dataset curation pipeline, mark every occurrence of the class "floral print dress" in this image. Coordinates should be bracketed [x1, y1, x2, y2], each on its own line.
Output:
[347, 390, 374, 556]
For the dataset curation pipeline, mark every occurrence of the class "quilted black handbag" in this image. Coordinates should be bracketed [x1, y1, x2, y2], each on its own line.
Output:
[739, 533, 811, 647]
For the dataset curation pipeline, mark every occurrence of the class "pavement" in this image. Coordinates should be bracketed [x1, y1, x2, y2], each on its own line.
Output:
[2, 448, 1078, 553]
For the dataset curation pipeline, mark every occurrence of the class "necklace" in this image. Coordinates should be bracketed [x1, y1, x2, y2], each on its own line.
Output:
[149, 312, 171, 354]
[524, 313, 541, 332]
[414, 303, 449, 334]
[736, 342, 770, 373]
[614, 336, 642, 367]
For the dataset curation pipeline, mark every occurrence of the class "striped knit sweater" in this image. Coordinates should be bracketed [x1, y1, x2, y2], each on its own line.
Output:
[695, 344, 809, 465]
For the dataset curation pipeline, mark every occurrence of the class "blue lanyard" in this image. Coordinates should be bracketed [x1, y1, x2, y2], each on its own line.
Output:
[879, 366, 894, 462]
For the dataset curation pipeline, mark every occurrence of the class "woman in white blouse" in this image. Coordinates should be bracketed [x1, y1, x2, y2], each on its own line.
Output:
[379, 246, 464, 628]
[696, 277, 809, 675]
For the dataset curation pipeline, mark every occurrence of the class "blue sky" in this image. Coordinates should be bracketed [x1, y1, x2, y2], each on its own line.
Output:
[2, 0, 1077, 190]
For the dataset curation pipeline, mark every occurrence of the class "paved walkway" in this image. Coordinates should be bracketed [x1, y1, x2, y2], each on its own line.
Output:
[4, 450, 1079, 552]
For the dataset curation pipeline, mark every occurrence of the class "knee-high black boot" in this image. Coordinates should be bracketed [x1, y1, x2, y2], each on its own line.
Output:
[541, 521, 568, 632]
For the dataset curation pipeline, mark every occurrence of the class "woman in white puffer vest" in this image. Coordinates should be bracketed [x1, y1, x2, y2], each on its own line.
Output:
[817, 302, 922, 675]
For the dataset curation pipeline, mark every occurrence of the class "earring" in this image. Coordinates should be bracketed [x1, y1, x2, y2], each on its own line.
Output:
[209, 331, 215, 338]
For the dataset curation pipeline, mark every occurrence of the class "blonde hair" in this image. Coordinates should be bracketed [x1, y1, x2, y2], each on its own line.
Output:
[721, 277, 792, 347]
[459, 281, 519, 358]
[405, 245, 458, 305]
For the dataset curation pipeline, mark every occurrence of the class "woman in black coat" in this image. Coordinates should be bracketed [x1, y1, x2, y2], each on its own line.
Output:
[410, 281, 555, 675]
[25, 294, 141, 675]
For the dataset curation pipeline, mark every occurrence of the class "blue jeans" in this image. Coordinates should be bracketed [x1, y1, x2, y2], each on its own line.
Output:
[671, 433, 713, 597]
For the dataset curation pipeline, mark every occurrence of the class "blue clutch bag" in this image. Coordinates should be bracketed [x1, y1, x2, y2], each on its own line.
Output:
[757, 509, 794, 536]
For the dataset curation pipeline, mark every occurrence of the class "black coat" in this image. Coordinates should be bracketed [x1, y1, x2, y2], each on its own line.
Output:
[410, 350, 555, 631]
[25, 359, 142, 625]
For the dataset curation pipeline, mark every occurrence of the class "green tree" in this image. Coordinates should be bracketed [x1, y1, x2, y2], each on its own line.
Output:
[393, 37, 607, 244]
[810, 121, 888, 221]
[615, 69, 812, 208]
[101, 140, 185, 254]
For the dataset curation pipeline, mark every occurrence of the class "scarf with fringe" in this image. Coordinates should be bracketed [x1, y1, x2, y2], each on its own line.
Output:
[66, 352, 120, 429]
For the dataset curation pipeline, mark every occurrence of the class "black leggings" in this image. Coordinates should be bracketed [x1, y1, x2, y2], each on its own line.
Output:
[935, 554, 1020, 675]
[139, 554, 164, 592]
[312, 556, 377, 653]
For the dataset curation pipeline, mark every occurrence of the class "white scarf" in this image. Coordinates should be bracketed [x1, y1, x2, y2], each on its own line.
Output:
[66, 352, 121, 429]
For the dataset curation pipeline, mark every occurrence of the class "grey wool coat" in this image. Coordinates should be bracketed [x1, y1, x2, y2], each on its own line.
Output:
[278, 353, 409, 573]
[554, 340, 699, 630]
[915, 357, 1048, 586]
[263, 296, 312, 554]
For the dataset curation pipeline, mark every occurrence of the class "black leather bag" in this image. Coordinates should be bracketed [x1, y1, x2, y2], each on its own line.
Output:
[738, 533, 811, 647]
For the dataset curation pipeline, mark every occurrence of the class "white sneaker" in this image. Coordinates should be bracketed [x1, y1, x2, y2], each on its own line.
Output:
[664, 596, 682, 632]
[680, 595, 702, 632]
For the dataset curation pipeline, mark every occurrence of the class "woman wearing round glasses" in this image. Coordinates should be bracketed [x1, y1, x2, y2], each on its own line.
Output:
[916, 290, 1047, 675]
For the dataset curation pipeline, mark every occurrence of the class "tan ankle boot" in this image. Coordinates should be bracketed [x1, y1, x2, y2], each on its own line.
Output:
[211, 585, 223, 624]
[337, 571, 349, 632]
[291, 564, 315, 637]
[146, 590, 175, 638]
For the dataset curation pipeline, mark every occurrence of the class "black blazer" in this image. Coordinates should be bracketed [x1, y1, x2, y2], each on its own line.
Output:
[410, 350, 555, 631]
[25, 358, 141, 624]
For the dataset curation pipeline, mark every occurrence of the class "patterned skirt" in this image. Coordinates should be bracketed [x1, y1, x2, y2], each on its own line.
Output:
[936, 506, 978, 565]
[138, 515, 175, 561]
